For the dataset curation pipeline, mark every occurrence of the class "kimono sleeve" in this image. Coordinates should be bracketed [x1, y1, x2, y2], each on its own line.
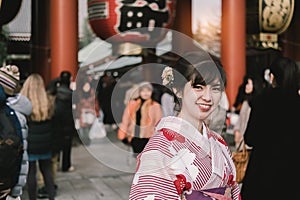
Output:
[129, 143, 180, 199]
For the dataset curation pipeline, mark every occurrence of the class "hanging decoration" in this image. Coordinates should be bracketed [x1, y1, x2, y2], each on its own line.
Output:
[259, 0, 294, 34]
[247, 0, 294, 49]
[87, 0, 176, 45]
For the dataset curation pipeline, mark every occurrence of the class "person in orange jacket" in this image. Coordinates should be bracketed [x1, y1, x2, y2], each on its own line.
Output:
[118, 81, 162, 156]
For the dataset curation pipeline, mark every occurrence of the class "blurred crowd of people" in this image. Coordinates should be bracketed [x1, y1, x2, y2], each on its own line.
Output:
[0, 51, 299, 200]
[0, 65, 77, 200]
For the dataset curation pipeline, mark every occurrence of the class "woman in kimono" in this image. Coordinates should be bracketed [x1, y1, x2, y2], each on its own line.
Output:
[129, 51, 241, 200]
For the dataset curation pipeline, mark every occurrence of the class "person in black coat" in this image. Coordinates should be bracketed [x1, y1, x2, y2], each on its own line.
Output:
[37, 71, 76, 198]
[54, 71, 76, 172]
[241, 56, 300, 200]
[20, 73, 56, 200]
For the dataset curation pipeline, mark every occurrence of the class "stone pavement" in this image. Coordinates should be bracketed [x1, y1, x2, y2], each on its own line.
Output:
[21, 129, 137, 200]
[20, 128, 238, 200]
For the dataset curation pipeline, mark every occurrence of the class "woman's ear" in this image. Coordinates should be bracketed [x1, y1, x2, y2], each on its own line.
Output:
[269, 73, 276, 88]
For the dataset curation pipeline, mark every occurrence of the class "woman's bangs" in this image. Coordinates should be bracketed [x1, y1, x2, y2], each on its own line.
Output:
[191, 62, 222, 87]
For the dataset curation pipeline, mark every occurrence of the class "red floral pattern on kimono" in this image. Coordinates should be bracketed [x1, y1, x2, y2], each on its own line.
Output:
[174, 174, 192, 195]
[130, 116, 241, 200]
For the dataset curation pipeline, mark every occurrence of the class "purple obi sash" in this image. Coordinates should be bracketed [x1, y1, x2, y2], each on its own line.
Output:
[184, 186, 232, 200]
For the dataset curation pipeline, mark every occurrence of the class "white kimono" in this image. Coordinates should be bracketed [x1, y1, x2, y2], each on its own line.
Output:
[129, 116, 241, 200]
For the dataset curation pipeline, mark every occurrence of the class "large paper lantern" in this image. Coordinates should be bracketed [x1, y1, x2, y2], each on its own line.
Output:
[88, 0, 176, 45]
[247, 0, 294, 34]
[246, 0, 294, 49]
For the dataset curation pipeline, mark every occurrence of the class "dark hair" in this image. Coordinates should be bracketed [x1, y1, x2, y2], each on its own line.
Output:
[269, 56, 299, 96]
[244, 75, 264, 107]
[172, 51, 226, 92]
[209, 53, 227, 87]
[59, 71, 71, 86]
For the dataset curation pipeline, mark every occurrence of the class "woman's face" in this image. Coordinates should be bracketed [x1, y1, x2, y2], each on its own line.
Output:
[139, 87, 152, 100]
[180, 81, 222, 122]
[245, 78, 253, 94]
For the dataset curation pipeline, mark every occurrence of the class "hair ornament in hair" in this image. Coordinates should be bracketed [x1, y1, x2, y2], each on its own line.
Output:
[161, 66, 174, 86]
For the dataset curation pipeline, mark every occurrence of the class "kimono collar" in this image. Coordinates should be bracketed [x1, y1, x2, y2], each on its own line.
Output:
[156, 116, 227, 179]
[156, 116, 211, 155]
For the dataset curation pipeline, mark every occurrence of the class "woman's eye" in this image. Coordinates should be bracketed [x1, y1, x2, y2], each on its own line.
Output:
[212, 86, 222, 92]
[193, 84, 204, 90]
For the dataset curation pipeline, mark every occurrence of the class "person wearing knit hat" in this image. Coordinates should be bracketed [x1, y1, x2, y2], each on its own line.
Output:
[0, 64, 31, 200]
[0, 65, 20, 96]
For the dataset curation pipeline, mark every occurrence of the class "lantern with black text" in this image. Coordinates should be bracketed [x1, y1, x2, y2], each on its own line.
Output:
[88, 0, 176, 45]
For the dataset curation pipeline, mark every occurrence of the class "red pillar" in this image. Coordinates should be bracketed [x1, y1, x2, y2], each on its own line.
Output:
[172, 0, 198, 54]
[221, 0, 246, 108]
[50, 0, 78, 81]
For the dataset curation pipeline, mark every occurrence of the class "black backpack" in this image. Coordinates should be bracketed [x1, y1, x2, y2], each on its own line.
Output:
[0, 105, 23, 193]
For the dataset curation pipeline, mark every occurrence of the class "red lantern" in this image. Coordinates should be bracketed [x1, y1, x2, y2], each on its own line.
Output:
[88, 0, 176, 45]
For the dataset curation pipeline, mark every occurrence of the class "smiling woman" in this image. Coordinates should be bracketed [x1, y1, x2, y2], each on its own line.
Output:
[129, 50, 242, 200]
[170, 52, 224, 130]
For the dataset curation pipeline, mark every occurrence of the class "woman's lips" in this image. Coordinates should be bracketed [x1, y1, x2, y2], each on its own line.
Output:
[197, 103, 211, 112]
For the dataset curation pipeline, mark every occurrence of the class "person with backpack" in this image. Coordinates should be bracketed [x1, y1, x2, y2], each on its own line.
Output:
[0, 65, 27, 200]
[6, 93, 32, 200]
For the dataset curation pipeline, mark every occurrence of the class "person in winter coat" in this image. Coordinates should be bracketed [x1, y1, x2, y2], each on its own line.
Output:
[0, 85, 22, 200]
[36, 71, 76, 198]
[118, 81, 163, 155]
[0, 65, 29, 200]
[54, 71, 76, 172]
[73, 76, 99, 146]
[233, 75, 263, 151]
[7, 93, 32, 199]
[20, 74, 56, 200]
[241, 56, 300, 200]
